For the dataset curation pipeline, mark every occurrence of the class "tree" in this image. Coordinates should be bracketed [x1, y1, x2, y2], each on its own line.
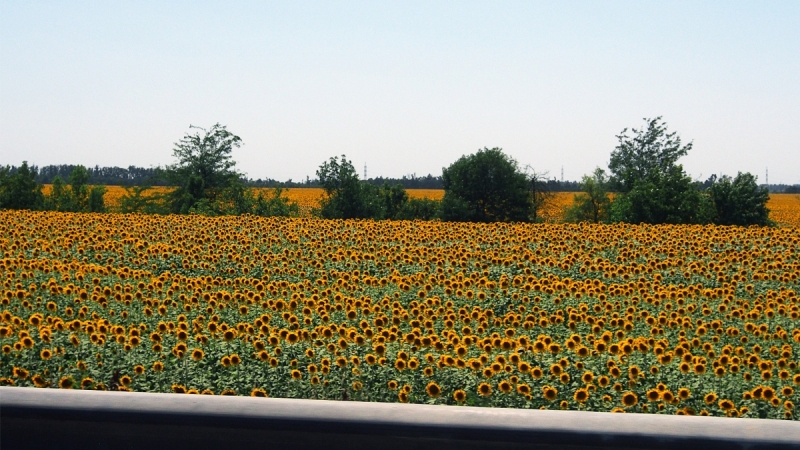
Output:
[609, 165, 704, 224]
[440, 148, 530, 222]
[609, 117, 692, 192]
[378, 183, 409, 220]
[166, 124, 243, 214]
[316, 155, 381, 219]
[45, 175, 73, 211]
[68, 165, 91, 211]
[88, 186, 107, 213]
[525, 167, 554, 223]
[706, 172, 771, 226]
[0, 161, 44, 210]
[564, 168, 611, 223]
[608, 117, 704, 224]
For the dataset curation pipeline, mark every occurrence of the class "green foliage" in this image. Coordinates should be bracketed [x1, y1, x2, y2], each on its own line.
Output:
[251, 188, 300, 217]
[396, 198, 441, 221]
[441, 148, 531, 222]
[88, 186, 107, 213]
[186, 184, 300, 218]
[607, 118, 704, 224]
[608, 117, 692, 193]
[119, 186, 169, 215]
[564, 168, 611, 223]
[317, 155, 381, 219]
[706, 173, 771, 226]
[166, 124, 242, 214]
[40, 165, 106, 213]
[378, 183, 409, 220]
[609, 165, 705, 224]
[0, 161, 44, 210]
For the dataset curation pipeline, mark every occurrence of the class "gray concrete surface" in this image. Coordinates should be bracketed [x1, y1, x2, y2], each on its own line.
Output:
[1, 386, 798, 449]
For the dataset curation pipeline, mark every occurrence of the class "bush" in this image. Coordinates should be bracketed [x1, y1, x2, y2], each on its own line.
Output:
[317, 155, 381, 219]
[706, 173, 771, 226]
[0, 162, 44, 210]
[609, 165, 705, 224]
[563, 168, 610, 223]
[441, 148, 530, 222]
[396, 198, 441, 221]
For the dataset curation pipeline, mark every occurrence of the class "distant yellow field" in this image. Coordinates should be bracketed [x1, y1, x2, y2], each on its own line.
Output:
[39, 186, 800, 226]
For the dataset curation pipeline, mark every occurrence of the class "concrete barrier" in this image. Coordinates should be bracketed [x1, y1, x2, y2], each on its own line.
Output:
[1, 386, 798, 449]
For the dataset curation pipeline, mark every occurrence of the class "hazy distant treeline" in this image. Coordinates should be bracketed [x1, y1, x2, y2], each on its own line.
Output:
[4, 164, 588, 191]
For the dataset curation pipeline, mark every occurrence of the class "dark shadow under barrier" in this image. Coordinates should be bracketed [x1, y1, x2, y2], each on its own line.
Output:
[1, 386, 799, 450]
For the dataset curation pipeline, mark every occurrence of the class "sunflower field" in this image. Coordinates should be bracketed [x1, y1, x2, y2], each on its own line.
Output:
[1, 209, 799, 419]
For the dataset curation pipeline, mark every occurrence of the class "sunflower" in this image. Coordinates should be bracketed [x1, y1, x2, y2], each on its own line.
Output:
[498, 380, 513, 394]
[621, 392, 638, 407]
[426, 382, 442, 398]
[597, 376, 610, 388]
[40, 349, 53, 360]
[398, 391, 409, 403]
[185, 348, 204, 362]
[387, 380, 399, 390]
[678, 387, 691, 400]
[58, 377, 74, 389]
[32, 374, 48, 388]
[573, 388, 589, 403]
[221, 356, 232, 367]
[646, 389, 661, 402]
[478, 382, 493, 397]
[542, 386, 558, 401]
[172, 384, 187, 394]
[291, 369, 302, 380]
[718, 399, 735, 411]
[453, 389, 467, 403]
[223, 329, 237, 342]
[704, 392, 718, 405]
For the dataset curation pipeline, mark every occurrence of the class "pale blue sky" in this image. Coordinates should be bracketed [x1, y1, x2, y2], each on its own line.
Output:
[1, 1, 798, 183]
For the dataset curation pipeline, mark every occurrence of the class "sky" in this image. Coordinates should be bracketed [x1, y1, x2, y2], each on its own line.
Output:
[1, 1, 799, 184]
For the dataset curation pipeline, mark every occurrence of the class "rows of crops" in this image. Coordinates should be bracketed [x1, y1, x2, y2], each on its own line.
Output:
[1, 210, 799, 419]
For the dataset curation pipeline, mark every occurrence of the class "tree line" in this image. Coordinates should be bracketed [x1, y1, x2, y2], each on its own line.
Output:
[1, 118, 784, 225]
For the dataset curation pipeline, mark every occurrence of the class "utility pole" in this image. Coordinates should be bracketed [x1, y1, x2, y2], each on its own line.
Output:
[766, 167, 768, 186]
[364, 163, 367, 180]
[561, 166, 564, 183]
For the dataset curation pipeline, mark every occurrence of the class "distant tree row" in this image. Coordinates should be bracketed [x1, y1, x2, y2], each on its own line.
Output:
[1, 119, 782, 226]
[0, 163, 106, 213]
